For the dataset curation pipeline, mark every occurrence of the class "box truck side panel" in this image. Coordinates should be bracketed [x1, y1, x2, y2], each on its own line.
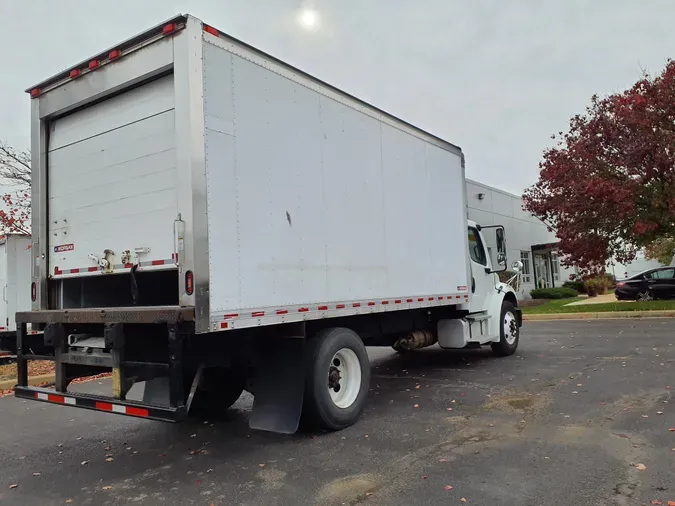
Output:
[0, 242, 7, 329]
[47, 75, 178, 276]
[203, 39, 469, 320]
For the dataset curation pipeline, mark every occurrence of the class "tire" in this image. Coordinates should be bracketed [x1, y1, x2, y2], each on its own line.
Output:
[635, 290, 653, 302]
[188, 367, 246, 417]
[491, 301, 519, 357]
[302, 327, 370, 431]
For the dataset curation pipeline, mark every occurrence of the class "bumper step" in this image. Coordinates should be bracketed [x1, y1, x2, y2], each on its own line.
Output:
[14, 386, 187, 422]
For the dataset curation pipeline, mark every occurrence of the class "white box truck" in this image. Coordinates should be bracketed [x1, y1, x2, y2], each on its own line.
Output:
[0, 234, 33, 356]
[16, 14, 522, 433]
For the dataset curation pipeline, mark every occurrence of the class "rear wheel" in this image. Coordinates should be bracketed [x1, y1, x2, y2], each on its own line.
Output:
[491, 301, 519, 357]
[302, 327, 370, 431]
[188, 367, 246, 417]
[636, 290, 653, 302]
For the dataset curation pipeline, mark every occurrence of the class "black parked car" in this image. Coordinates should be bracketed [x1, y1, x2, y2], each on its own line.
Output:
[615, 267, 675, 301]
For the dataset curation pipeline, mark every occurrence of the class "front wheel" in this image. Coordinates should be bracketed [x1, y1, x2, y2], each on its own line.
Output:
[302, 327, 370, 431]
[491, 301, 519, 357]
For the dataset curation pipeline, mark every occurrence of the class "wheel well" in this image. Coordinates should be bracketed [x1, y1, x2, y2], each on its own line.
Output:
[503, 291, 518, 308]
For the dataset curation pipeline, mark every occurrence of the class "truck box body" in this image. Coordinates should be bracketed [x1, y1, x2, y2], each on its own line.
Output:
[0, 235, 32, 333]
[28, 15, 470, 334]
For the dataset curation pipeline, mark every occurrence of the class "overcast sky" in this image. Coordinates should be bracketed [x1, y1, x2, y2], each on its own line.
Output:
[1, 0, 673, 194]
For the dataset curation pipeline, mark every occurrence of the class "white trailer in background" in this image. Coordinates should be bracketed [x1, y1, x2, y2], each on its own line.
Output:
[16, 14, 522, 433]
[0, 235, 32, 356]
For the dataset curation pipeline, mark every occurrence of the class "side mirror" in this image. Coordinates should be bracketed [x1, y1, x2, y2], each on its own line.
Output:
[511, 260, 523, 272]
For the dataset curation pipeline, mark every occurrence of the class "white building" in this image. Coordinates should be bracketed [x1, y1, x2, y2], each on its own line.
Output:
[466, 179, 575, 298]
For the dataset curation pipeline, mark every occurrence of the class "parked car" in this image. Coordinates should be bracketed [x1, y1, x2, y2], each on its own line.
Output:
[615, 267, 675, 301]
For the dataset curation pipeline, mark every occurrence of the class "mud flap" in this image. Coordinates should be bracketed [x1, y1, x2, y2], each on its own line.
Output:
[249, 338, 305, 434]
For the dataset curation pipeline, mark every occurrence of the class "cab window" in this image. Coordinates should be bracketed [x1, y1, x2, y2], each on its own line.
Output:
[468, 227, 487, 266]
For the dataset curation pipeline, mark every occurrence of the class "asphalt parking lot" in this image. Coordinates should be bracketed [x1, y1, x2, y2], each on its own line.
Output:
[0, 319, 674, 506]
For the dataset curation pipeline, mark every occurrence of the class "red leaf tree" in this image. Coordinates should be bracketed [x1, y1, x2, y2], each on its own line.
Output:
[0, 142, 31, 236]
[523, 60, 675, 274]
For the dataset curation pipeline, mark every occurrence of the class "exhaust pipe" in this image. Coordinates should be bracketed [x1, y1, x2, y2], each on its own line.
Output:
[393, 330, 437, 351]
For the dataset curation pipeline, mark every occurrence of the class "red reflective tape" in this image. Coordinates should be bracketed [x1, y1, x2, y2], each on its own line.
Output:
[382, 301, 389, 305]
[47, 394, 65, 403]
[276, 309, 288, 315]
[298, 308, 309, 313]
[394, 299, 402, 304]
[88, 267, 98, 272]
[125, 406, 149, 418]
[124, 263, 134, 269]
[406, 299, 413, 303]
[456, 295, 461, 299]
[220, 322, 228, 329]
[367, 302, 375, 307]
[251, 311, 265, 318]
[418, 298, 424, 302]
[223, 314, 238, 319]
[336, 304, 345, 309]
[54, 267, 62, 275]
[428, 297, 434, 301]
[437, 296, 443, 300]
[151, 260, 165, 266]
[70, 268, 80, 274]
[353, 303, 361, 308]
[96, 402, 113, 412]
[318, 305, 328, 311]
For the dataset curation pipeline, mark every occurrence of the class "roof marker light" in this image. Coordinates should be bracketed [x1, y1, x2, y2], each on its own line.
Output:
[109, 49, 121, 60]
[203, 25, 219, 36]
[88, 60, 100, 70]
[70, 69, 81, 79]
[163, 23, 177, 35]
[30, 88, 40, 98]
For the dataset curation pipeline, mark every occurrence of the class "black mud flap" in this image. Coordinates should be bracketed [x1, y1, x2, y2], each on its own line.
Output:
[249, 338, 305, 434]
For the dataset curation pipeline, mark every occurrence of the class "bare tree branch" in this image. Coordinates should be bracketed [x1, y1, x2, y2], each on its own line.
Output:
[0, 142, 31, 188]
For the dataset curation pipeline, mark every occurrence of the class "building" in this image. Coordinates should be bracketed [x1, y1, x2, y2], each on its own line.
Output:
[466, 179, 575, 298]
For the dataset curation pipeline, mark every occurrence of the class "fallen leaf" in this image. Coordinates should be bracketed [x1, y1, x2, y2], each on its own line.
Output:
[32, 472, 41, 476]
[651, 501, 662, 505]
[415, 385, 421, 390]
[439, 458, 448, 463]
[669, 428, 675, 432]
[365, 492, 373, 497]
[444, 485, 453, 490]
[451, 399, 456, 404]
[81, 461, 88, 466]
[421, 475, 428, 480]
[461, 498, 467, 503]
[65, 500, 73, 504]
[577, 383, 583, 387]
[105, 457, 114, 462]
[102, 485, 113, 490]
[657, 411, 664, 415]
[667, 501, 675, 506]
[190, 434, 197, 438]
[572, 391, 579, 394]
[447, 408, 453, 411]
[642, 415, 649, 418]
[634, 463, 647, 471]
[9, 484, 18, 489]
[259, 463, 265, 468]
[413, 404, 420, 408]
[207, 468, 213, 473]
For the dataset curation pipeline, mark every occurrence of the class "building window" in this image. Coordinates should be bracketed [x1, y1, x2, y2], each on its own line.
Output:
[552, 254, 560, 282]
[520, 251, 532, 284]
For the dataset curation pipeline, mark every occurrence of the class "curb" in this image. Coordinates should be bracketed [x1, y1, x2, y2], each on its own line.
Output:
[524, 310, 675, 321]
[0, 373, 55, 391]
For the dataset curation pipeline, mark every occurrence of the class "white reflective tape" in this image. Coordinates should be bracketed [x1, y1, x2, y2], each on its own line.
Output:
[64, 397, 77, 405]
[36, 392, 49, 401]
[111, 404, 126, 414]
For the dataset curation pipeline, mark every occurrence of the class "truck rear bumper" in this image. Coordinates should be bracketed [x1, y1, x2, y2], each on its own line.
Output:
[14, 386, 187, 422]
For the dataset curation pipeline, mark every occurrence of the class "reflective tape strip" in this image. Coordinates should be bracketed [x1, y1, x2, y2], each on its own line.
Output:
[34, 392, 148, 417]
[53, 259, 176, 276]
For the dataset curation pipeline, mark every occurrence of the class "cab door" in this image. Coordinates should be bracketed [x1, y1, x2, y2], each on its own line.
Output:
[467, 226, 492, 313]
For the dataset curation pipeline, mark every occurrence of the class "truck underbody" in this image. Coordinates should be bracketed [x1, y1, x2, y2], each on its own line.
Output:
[14, 302, 481, 432]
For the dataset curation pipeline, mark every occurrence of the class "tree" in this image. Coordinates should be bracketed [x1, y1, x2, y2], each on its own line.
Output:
[523, 60, 675, 274]
[0, 142, 31, 235]
[644, 236, 675, 266]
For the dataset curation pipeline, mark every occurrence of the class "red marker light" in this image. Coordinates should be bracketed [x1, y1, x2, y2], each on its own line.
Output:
[30, 88, 40, 98]
[109, 49, 121, 60]
[31, 282, 36, 302]
[70, 69, 81, 79]
[185, 270, 194, 295]
[88, 60, 100, 70]
[203, 25, 219, 36]
[163, 23, 177, 35]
